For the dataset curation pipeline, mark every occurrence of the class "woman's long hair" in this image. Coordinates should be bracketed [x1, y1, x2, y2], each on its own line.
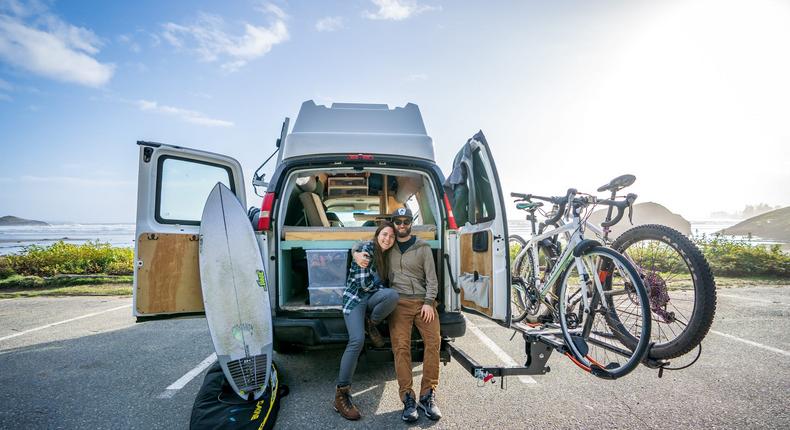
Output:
[372, 221, 395, 282]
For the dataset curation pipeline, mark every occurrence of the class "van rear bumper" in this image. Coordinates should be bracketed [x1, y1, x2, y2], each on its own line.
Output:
[273, 311, 466, 346]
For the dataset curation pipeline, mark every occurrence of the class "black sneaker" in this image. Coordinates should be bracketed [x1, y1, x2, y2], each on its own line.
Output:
[418, 389, 442, 421]
[401, 392, 418, 422]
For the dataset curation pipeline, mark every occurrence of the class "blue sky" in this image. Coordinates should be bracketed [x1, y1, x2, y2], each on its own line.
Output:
[1, 0, 789, 223]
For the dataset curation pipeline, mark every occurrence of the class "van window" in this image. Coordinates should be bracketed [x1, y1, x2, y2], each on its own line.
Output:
[471, 148, 495, 222]
[156, 156, 234, 224]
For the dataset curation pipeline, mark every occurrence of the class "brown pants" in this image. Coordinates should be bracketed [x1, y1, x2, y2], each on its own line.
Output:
[388, 298, 441, 401]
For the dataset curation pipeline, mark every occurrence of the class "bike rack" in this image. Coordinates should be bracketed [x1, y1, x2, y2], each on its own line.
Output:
[447, 321, 671, 387]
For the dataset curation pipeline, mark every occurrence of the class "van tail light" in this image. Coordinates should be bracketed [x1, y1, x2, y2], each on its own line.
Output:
[443, 193, 458, 230]
[258, 192, 276, 231]
[346, 154, 374, 161]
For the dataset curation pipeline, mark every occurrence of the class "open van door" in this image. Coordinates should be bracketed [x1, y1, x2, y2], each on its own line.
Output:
[133, 141, 246, 320]
[446, 131, 510, 325]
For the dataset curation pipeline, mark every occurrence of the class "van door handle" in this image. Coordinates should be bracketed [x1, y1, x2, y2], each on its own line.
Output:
[443, 253, 460, 294]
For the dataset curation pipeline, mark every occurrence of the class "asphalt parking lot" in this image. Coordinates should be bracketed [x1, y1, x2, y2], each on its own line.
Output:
[1, 286, 788, 429]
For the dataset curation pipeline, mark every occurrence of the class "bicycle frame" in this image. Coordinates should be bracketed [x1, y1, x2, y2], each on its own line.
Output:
[515, 210, 610, 316]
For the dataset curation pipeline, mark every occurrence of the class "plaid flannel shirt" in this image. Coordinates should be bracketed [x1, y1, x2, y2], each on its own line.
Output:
[342, 241, 382, 315]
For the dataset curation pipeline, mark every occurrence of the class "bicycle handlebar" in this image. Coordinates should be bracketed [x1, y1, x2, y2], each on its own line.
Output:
[512, 188, 635, 227]
[599, 193, 637, 227]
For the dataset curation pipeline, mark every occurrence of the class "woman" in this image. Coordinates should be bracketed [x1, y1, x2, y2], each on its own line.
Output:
[334, 221, 400, 421]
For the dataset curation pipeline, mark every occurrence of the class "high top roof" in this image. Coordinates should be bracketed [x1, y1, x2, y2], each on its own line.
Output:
[280, 100, 435, 161]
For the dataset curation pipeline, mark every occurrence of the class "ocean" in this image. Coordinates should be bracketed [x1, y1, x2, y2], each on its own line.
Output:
[0, 219, 784, 256]
[0, 224, 136, 255]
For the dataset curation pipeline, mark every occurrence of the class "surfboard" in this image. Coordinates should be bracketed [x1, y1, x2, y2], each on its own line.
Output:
[199, 182, 273, 401]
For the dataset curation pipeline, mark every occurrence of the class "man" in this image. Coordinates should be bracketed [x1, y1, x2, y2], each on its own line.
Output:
[353, 207, 442, 422]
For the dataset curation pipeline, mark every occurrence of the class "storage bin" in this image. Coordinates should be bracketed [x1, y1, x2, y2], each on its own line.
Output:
[306, 249, 349, 286]
[308, 285, 345, 306]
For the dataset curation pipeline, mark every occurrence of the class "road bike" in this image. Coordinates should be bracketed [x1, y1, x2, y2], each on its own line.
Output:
[509, 175, 717, 360]
[508, 189, 652, 379]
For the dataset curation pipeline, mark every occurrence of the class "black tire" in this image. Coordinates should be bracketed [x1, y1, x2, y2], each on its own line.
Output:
[612, 224, 717, 359]
[558, 246, 651, 379]
[510, 237, 559, 323]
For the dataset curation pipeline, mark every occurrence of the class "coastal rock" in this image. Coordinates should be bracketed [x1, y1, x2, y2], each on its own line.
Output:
[587, 202, 691, 239]
[719, 207, 790, 242]
[0, 216, 50, 226]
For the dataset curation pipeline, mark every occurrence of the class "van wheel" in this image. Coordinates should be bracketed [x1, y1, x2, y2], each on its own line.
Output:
[273, 340, 303, 354]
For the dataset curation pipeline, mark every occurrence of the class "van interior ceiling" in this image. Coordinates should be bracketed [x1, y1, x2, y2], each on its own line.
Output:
[276, 168, 442, 310]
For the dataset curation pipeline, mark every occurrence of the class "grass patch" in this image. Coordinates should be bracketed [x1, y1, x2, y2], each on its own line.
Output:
[0, 274, 132, 290]
[0, 283, 132, 299]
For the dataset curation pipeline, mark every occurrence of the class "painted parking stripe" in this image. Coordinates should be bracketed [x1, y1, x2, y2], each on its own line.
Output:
[716, 293, 788, 306]
[465, 317, 537, 384]
[0, 304, 131, 342]
[158, 353, 218, 399]
[710, 330, 790, 357]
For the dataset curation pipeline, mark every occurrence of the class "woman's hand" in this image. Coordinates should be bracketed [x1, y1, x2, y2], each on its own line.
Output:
[353, 251, 371, 268]
[420, 304, 435, 323]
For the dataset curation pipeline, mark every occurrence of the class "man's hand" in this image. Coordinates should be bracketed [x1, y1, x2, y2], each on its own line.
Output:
[353, 251, 371, 268]
[420, 304, 435, 323]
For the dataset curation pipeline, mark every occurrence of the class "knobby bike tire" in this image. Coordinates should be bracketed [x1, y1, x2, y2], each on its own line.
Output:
[611, 224, 717, 359]
[558, 246, 651, 379]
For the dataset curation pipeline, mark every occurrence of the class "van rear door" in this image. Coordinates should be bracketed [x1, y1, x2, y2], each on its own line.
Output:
[446, 132, 510, 325]
[133, 141, 246, 320]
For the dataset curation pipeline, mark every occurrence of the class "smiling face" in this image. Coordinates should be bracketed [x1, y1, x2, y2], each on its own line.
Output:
[376, 226, 395, 250]
[393, 217, 413, 239]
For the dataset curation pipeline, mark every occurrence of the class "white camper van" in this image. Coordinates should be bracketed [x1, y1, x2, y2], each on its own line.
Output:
[133, 101, 512, 359]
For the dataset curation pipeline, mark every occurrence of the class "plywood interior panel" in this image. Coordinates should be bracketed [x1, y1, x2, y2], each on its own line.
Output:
[136, 233, 204, 314]
[459, 232, 493, 317]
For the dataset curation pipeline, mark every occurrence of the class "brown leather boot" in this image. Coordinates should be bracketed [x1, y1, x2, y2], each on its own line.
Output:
[365, 318, 385, 348]
[334, 385, 361, 420]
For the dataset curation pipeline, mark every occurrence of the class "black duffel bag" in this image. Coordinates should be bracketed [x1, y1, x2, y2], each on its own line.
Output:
[190, 361, 288, 430]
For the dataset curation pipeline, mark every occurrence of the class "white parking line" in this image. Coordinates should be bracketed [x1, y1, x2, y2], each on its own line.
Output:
[710, 330, 790, 357]
[464, 317, 537, 384]
[0, 304, 131, 342]
[157, 353, 218, 399]
[717, 293, 788, 306]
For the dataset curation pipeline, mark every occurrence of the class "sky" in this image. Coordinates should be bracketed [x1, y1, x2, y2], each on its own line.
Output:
[1, 0, 788, 223]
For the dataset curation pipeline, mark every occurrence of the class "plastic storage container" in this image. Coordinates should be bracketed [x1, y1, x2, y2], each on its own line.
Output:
[306, 249, 349, 286]
[308, 286, 345, 306]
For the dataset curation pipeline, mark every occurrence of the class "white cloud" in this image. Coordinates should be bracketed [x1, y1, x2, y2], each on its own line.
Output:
[363, 0, 439, 21]
[136, 99, 234, 127]
[0, 8, 114, 87]
[316, 16, 344, 32]
[0, 76, 11, 90]
[0, 92, 10, 101]
[162, 6, 289, 72]
[256, 2, 287, 20]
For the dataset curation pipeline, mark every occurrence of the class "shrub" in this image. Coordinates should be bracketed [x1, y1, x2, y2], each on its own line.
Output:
[696, 236, 790, 278]
[0, 256, 15, 279]
[6, 241, 134, 277]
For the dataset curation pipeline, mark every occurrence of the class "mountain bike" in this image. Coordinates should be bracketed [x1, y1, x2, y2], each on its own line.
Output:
[510, 175, 716, 360]
[508, 189, 652, 379]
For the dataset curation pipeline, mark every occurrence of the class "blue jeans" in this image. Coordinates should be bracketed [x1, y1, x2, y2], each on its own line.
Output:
[336, 288, 399, 387]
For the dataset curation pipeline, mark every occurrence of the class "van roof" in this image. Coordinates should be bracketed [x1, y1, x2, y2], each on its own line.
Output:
[280, 100, 435, 162]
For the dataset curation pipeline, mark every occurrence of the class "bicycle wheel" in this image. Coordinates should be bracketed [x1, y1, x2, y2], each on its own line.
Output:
[512, 242, 559, 323]
[558, 246, 651, 379]
[612, 224, 716, 359]
[508, 235, 527, 276]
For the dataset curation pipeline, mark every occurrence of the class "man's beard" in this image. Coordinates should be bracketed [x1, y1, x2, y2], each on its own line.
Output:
[396, 226, 412, 238]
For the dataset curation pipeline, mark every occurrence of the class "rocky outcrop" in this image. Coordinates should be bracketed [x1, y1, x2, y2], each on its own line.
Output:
[0, 216, 49, 226]
[587, 202, 691, 239]
[719, 207, 790, 241]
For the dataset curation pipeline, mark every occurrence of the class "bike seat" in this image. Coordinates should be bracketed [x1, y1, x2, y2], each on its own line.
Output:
[597, 174, 636, 193]
[516, 202, 543, 211]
